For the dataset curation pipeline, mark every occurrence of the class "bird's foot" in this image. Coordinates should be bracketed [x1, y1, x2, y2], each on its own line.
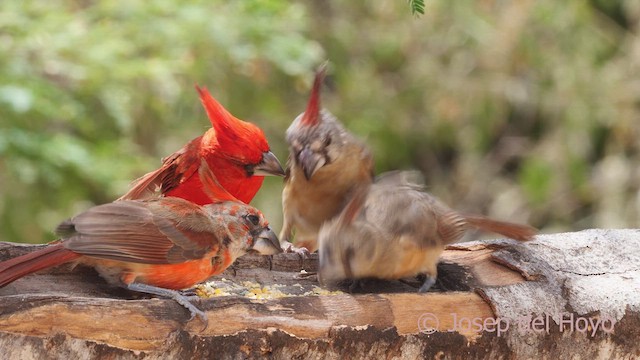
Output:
[417, 275, 436, 293]
[293, 271, 317, 280]
[179, 287, 199, 297]
[347, 279, 364, 293]
[281, 241, 311, 259]
[126, 282, 208, 329]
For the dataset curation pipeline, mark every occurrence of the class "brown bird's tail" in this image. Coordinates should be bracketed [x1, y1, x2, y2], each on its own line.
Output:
[464, 215, 537, 241]
[0, 243, 80, 287]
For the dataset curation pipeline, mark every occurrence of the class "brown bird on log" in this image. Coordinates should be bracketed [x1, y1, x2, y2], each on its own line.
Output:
[318, 171, 537, 292]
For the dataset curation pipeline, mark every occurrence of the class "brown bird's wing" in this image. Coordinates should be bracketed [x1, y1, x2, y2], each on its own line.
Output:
[118, 137, 203, 200]
[56, 198, 220, 264]
[367, 171, 467, 247]
[375, 171, 536, 243]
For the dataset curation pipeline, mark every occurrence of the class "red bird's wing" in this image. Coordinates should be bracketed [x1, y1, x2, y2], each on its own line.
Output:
[196, 159, 238, 203]
[56, 198, 220, 264]
[118, 137, 203, 201]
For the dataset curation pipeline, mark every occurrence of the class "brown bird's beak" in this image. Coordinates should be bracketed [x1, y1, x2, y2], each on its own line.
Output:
[298, 147, 326, 180]
[251, 227, 282, 255]
[253, 151, 285, 177]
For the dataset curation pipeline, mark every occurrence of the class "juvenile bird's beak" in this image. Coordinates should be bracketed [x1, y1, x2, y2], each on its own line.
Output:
[251, 227, 282, 255]
[299, 147, 326, 180]
[253, 151, 285, 177]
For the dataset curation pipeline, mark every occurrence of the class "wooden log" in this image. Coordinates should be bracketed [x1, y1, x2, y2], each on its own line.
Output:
[0, 229, 638, 359]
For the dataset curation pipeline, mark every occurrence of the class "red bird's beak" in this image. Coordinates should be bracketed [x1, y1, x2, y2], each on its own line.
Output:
[253, 151, 285, 177]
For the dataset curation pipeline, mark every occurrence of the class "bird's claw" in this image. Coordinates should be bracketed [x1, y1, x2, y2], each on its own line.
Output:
[179, 296, 209, 330]
[293, 271, 317, 280]
[125, 282, 209, 330]
[282, 241, 311, 259]
[179, 288, 199, 297]
[417, 276, 436, 293]
[348, 279, 364, 293]
[190, 307, 208, 323]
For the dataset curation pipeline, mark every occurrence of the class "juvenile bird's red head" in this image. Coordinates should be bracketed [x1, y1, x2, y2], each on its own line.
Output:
[195, 86, 284, 178]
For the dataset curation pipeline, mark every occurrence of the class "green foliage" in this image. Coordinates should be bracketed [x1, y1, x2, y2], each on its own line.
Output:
[408, 0, 426, 16]
[0, 0, 322, 243]
[1, 0, 638, 244]
[519, 158, 553, 206]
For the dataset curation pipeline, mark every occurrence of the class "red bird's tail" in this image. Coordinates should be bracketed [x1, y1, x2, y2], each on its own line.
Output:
[0, 243, 80, 287]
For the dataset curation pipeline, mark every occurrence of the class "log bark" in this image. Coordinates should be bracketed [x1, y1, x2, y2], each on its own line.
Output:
[0, 229, 638, 359]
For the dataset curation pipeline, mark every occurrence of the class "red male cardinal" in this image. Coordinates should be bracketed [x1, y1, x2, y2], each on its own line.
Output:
[119, 86, 285, 205]
[0, 164, 282, 322]
[318, 171, 537, 292]
[281, 66, 374, 252]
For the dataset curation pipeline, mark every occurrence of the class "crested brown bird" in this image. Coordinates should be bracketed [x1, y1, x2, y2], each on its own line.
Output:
[280, 65, 374, 253]
[318, 171, 537, 292]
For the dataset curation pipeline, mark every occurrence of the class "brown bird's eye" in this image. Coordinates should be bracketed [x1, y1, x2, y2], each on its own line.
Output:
[246, 214, 260, 226]
[324, 137, 331, 146]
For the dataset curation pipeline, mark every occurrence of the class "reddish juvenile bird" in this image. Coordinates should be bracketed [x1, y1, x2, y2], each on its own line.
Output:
[281, 66, 374, 252]
[0, 164, 282, 322]
[318, 171, 537, 292]
[120, 86, 285, 205]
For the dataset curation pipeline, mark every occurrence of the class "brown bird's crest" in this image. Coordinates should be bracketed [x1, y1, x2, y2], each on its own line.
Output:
[300, 63, 327, 127]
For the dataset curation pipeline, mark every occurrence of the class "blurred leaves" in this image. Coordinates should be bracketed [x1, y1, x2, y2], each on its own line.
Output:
[1, 0, 639, 243]
[519, 157, 553, 206]
[408, 0, 426, 16]
[0, 0, 323, 243]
